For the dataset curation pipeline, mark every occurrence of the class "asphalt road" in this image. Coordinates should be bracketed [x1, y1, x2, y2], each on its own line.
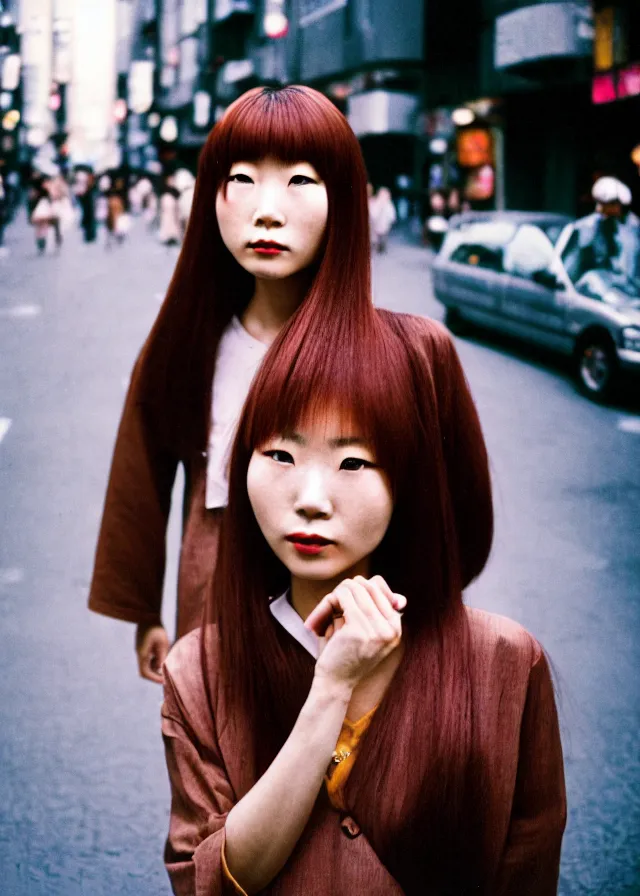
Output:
[0, 214, 638, 895]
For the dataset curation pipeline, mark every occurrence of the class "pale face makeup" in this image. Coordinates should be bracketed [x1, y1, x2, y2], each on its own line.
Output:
[247, 412, 394, 617]
[215, 156, 329, 281]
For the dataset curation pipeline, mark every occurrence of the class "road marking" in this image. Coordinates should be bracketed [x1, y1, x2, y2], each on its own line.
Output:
[617, 417, 640, 434]
[0, 304, 42, 318]
[0, 568, 24, 586]
[0, 418, 11, 443]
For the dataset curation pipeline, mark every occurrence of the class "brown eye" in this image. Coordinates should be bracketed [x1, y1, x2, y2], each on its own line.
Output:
[227, 173, 253, 184]
[263, 449, 294, 465]
[340, 457, 375, 471]
[289, 175, 315, 186]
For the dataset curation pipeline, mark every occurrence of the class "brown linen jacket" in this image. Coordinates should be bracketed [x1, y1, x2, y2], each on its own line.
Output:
[161, 608, 566, 896]
[87, 362, 222, 638]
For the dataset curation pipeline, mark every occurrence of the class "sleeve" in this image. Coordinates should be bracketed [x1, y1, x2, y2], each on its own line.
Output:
[88, 357, 179, 627]
[494, 649, 567, 896]
[162, 665, 247, 896]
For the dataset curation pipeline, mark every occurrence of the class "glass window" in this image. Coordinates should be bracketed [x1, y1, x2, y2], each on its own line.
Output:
[503, 224, 555, 281]
[450, 243, 504, 273]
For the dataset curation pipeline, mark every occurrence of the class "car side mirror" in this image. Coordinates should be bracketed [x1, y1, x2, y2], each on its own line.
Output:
[532, 268, 561, 290]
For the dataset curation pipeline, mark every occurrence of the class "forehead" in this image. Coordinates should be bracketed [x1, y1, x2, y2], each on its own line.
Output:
[229, 156, 319, 172]
[269, 405, 366, 444]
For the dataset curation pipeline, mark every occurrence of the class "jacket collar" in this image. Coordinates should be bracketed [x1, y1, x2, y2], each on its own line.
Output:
[269, 592, 320, 659]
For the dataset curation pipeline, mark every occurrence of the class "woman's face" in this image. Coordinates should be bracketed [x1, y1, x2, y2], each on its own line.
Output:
[215, 156, 329, 281]
[247, 412, 393, 588]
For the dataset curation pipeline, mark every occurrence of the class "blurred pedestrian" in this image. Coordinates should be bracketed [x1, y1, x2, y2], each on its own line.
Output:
[46, 174, 74, 252]
[176, 174, 195, 238]
[105, 178, 130, 248]
[78, 173, 97, 243]
[29, 182, 53, 255]
[370, 186, 396, 253]
[562, 176, 640, 282]
[158, 176, 181, 247]
[423, 190, 449, 250]
[138, 177, 158, 230]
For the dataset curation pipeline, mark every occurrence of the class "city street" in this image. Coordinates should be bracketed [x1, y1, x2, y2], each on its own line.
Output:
[0, 214, 639, 896]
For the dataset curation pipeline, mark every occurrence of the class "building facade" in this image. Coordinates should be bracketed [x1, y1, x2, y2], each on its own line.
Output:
[116, 1, 640, 218]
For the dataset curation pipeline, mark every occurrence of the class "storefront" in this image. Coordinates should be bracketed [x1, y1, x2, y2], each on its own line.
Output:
[590, 1, 640, 215]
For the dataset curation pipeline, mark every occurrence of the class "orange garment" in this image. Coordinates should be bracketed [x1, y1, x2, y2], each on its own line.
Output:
[324, 705, 378, 811]
[221, 707, 378, 893]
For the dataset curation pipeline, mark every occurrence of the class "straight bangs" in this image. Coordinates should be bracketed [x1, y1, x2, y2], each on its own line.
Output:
[207, 86, 361, 196]
[239, 315, 421, 500]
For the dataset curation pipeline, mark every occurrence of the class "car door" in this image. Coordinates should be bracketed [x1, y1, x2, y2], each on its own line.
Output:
[501, 224, 568, 346]
[442, 222, 513, 318]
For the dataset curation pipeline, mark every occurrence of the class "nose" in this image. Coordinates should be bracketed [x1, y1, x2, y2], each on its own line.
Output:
[253, 184, 285, 230]
[294, 469, 332, 521]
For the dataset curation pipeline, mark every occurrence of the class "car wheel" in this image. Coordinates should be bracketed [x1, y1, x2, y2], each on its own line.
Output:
[444, 307, 470, 337]
[575, 335, 617, 401]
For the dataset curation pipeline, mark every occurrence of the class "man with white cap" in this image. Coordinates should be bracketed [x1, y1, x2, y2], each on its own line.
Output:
[562, 176, 640, 282]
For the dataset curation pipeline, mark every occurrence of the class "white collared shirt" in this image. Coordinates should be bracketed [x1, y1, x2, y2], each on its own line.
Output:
[205, 317, 268, 509]
[269, 592, 320, 659]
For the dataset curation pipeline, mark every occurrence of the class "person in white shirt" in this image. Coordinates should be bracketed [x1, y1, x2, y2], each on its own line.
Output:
[370, 186, 397, 253]
[89, 85, 367, 681]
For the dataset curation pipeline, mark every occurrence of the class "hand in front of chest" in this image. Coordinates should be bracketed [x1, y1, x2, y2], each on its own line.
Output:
[305, 575, 406, 691]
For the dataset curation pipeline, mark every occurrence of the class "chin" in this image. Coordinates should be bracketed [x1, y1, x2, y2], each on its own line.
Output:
[286, 557, 359, 583]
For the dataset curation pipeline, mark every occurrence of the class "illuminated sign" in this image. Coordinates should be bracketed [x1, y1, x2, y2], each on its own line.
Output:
[457, 129, 494, 168]
[618, 63, 640, 99]
[592, 63, 640, 103]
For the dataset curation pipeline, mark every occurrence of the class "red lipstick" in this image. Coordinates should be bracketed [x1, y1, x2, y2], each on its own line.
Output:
[250, 239, 287, 255]
[286, 533, 334, 556]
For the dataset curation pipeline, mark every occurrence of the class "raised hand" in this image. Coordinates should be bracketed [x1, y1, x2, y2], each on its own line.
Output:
[304, 575, 406, 690]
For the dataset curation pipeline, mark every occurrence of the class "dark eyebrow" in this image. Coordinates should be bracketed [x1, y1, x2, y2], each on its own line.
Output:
[280, 431, 306, 445]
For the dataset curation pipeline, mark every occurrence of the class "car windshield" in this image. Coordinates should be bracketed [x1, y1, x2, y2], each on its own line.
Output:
[575, 269, 640, 308]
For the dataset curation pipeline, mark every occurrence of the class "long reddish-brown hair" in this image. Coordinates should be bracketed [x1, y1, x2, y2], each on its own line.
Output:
[132, 85, 372, 456]
[207, 303, 494, 893]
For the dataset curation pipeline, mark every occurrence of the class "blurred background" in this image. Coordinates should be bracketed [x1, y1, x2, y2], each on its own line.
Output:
[0, 1, 639, 895]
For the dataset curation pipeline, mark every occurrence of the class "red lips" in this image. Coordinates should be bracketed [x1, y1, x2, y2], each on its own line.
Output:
[286, 533, 333, 545]
[249, 239, 288, 250]
[286, 533, 334, 556]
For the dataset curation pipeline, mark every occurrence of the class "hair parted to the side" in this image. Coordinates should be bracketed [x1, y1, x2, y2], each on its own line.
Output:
[205, 302, 494, 894]
[132, 85, 372, 455]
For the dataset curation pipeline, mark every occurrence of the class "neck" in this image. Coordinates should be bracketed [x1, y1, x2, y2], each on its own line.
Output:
[290, 557, 371, 622]
[241, 271, 313, 345]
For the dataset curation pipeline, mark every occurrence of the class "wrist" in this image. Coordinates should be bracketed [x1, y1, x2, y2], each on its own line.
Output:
[309, 671, 354, 708]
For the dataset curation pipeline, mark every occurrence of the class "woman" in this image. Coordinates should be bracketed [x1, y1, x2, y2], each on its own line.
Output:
[88, 86, 372, 681]
[159, 175, 182, 247]
[370, 186, 396, 253]
[30, 180, 52, 255]
[78, 173, 97, 243]
[161, 304, 566, 894]
[105, 177, 130, 247]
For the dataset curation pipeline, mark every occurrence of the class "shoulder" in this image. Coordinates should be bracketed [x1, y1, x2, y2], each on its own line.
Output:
[162, 626, 221, 738]
[375, 309, 451, 347]
[465, 606, 542, 673]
